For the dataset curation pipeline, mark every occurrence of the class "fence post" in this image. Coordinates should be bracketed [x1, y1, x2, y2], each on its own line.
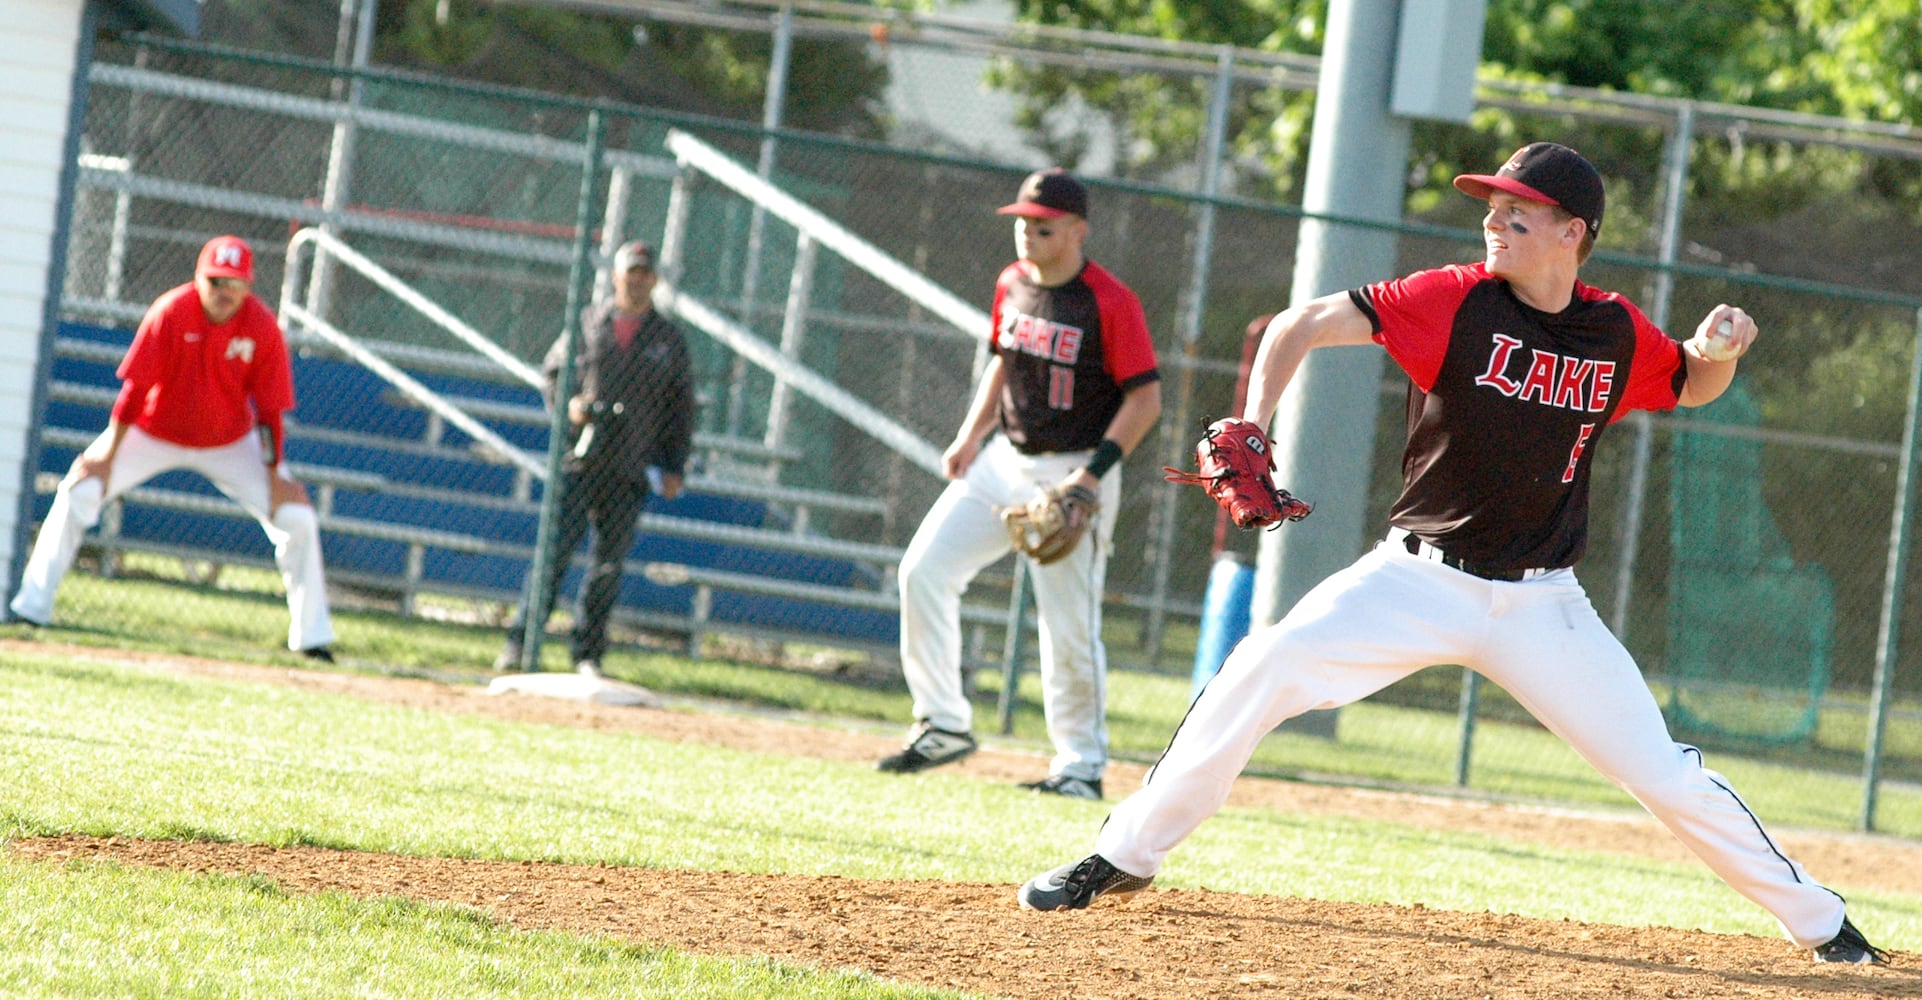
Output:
[997, 561, 1031, 735]
[1454, 669, 1480, 786]
[594, 165, 632, 304]
[521, 108, 608, 672]
[766, 231, 817, 454]
[726, 1, 795, 439]
[1609, 102, 1694, 637]
[308, 0, 376, 326]
[1859, 306, 1922, 830]
[660, 166, 693, 287]
[1145, 45, 1235, 660]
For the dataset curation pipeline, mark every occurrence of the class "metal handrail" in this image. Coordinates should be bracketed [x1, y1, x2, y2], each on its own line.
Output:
[664, 129, 990, 341]
[280, 228, 548, 480]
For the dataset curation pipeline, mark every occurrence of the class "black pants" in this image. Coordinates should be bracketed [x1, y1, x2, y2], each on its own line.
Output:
[506, 464, 648, 663]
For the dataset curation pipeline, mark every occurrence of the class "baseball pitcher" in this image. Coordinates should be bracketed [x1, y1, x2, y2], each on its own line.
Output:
[1018, 143, 1887, 967]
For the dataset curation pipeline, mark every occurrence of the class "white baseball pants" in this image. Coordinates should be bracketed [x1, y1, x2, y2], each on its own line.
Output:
[897, 435, 1121, 781]
[1095, 533, 1849, 949]
[10, 426, 336, 652]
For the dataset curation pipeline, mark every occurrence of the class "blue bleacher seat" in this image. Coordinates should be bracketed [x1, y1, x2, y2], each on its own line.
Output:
[41, 321, 893, 650]
[710, 591, 895, 644]
[294, 358, 431, 441]
[58, 322, 134, 349]
[117, 507, 273, 559]
[50, 354, 121, 388]
[319, 533, 411, 579]
[290, 438, 519, 497]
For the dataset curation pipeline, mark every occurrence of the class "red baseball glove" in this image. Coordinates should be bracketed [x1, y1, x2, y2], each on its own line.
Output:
[1164, 417, 1313, 530]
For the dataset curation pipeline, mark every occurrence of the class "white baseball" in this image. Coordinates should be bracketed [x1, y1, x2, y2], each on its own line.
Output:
[1699, 318, 1741, 362]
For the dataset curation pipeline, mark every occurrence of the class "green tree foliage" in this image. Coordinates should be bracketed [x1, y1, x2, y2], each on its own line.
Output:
[992, 0, 1325, 183]
[1001, 0, 1922, 204]
[375, 0, 894, 137]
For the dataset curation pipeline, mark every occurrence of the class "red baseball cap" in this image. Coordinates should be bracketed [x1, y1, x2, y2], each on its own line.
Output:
[997, 168, 1089, 219]
[196, 235, 256, 283]
[1454, 142, 1605, 235]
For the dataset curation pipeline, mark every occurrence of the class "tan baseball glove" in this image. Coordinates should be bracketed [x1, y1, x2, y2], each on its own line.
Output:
[1002, 484, 1100, 565]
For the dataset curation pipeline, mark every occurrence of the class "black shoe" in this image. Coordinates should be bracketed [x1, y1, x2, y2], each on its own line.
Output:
[2, 607, 45, 628]
[875, 722, 977, 773]
[1019, 854, 1154, 911]
[301, 646, 336, 664]
[1021, 774, 1103, 800]
[1812, 915, 1890, 964]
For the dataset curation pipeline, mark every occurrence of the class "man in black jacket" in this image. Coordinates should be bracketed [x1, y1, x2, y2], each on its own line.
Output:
[496, 240, 696, 676]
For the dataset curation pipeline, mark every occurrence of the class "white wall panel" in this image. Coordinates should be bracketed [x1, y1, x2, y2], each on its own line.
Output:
[0, 0, 85, 606]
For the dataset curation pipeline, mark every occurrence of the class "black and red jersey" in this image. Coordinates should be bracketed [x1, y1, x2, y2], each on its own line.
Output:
[990, 259, 1160, 453]
[1351, 263, 1687, 571]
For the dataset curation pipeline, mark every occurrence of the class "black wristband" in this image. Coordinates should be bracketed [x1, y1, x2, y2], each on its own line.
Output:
[1082, 438, 1124, 479]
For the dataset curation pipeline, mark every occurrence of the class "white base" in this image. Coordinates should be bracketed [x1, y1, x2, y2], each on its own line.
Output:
[485, 671, 663, 708]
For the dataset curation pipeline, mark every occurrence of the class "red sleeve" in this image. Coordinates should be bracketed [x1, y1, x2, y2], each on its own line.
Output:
[1355, 264, 1480, 392]
[111, 289, 179, 423]
[108, 382, 147, 426]
[1084, 262, 1158, 386]
[1607, 291, 1686, 419]
[988, 264, 1019, 358]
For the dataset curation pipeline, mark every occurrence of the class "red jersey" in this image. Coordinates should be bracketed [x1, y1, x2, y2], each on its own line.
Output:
[1351, 263, 1687, 571]
[990, 259, 1159, 453]
[112, 284, 295, 458]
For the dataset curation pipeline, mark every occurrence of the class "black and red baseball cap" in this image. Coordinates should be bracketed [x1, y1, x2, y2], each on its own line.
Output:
[196, 235, 255, 282]
[997, 168, 1088, 219]
[1454, 142, 1604, 235]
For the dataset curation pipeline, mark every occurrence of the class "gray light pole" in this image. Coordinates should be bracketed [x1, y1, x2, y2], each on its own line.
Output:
[1252, 0, 1486, 737]
[1251, 0, 1410, 634]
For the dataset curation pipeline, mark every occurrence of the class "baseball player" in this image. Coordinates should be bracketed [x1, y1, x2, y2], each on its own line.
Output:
[9, 235, 337, 661]
[878, 169, 1162, 800]
[1018, 143, 1888, 965]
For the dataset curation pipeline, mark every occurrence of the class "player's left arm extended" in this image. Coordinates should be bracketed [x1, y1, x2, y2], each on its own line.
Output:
[1063, 381, 1161, 491]
[1677, 306, 1756, 408]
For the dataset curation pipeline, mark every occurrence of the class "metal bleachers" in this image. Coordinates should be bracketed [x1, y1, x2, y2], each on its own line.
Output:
[31, 322, 1002, 656]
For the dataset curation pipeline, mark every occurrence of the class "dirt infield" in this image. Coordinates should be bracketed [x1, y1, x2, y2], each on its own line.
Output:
[12, 643, 1922, 998]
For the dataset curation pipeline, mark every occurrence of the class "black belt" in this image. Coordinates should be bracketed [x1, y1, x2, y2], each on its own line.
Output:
[1400, 534, 1533, 583]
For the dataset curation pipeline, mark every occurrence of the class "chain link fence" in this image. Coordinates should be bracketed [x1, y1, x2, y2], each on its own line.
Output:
[21, 17, 1922, 834]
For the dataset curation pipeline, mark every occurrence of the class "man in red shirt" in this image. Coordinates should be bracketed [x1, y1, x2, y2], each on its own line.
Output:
[10, 236, 336, 660]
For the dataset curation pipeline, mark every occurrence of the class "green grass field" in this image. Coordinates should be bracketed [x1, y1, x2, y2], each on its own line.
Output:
[4, 571, 1921, 996]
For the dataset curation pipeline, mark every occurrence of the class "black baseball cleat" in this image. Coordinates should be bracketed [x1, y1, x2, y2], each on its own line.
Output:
[875, 721, 977, 773]
[1019, 854, 1154, 911]
[2, 608, 46, 628]
[1812, 916, 1890, 965]
[301, 646, 336, 664]
[1021, 774, 1103, 800]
